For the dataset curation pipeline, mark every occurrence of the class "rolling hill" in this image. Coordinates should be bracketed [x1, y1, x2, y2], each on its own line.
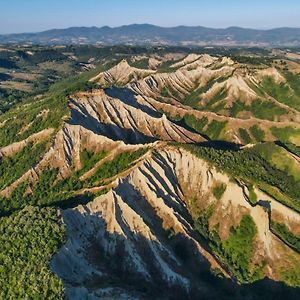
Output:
[1, 48, 300, 299]
[1, 24, 300, 46]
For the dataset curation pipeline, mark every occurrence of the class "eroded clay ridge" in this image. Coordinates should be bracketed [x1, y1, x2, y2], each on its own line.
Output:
[0, 86, 205, 197]
[51, 146, 300, 299]
[69, 89, 205, 144]
[91, 54, 300, 123]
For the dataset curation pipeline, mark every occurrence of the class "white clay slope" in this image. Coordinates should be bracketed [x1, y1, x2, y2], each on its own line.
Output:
[90, 59, 156, 85]
[70, 89, 205, 143]
[51, 146, 300, 299]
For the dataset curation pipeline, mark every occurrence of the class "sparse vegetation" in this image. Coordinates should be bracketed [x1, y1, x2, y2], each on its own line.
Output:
[230, 99, 287, 120]
[79, 149, 107, 175]
[0, 148, 148, 215]
[183, 143, 300, 212]
[184, 115, 208, 133]
[271, 126, 300, 144]
[280, 265, 300, 287]
[209, 215, 262, 283]
[1, 46, 300, 296]
[261, 74, 300, 110]
[206, 120, 227, 140]
[270, 220, 300, 254]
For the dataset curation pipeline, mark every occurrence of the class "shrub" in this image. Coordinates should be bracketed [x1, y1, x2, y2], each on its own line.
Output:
[212, 182, 227, 200]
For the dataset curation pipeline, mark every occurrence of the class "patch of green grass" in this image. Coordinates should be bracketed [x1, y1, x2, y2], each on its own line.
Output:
[130, 58, 149, 69]
[230, 100, 245, 118]
[212, 182, 227, 200]
[280, 266, 300, 287]
[184, 115, 208, 133]
[239, 128, 252, 144]
[194, 210, 262, 283]
[183, 86, 203, 108]
[206, 120, 227, 140]
[271, 126, 300, 145]
[177, 114, 226, 140]
[210, 215, 261, 283]
[183, 79, 217, 109]
[79, 149, 107, 175]
[248, 185, 258, 205]
[194, 205, 214, 239]
[86, 148, 148, 187]
[205, 88, 228, 111]
[157, 60, 178, 73]
[229, 99, 287, 121]
[161, 87, 169, 97]
[247, 100, 287, 120]
[249, 125, 265, 142]
[0, 206, 65, 299]
[280, 142, 300, 158]
[254, 142, 300, 182]
[261, 74, 300, 110]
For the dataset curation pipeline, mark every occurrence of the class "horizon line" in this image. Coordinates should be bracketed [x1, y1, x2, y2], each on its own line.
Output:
[1, 23, 300, 35]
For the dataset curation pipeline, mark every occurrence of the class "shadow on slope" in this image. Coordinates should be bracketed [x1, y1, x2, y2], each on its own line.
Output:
[52, 208, 300, 300]
[105, 87, 161, 118]
[68, 104, 157, 144]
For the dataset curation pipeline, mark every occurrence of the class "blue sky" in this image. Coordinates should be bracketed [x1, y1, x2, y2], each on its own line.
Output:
[0, 0, 300, 34]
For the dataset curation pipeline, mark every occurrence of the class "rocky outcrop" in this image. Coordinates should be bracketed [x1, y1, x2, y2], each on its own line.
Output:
[69, 89, 205, 144]
[90, 59, 155, 86]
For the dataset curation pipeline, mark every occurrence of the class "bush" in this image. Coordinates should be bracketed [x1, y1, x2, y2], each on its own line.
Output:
[212, 182, 227, 200]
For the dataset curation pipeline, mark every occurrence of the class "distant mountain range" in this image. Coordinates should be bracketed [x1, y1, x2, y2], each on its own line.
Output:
[1, 24, 300, 46]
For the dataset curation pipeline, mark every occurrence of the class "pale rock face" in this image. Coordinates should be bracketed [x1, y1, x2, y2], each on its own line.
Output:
[171, 54, 217, 69]
[170, 54, 202, 68]
[148, 57, 161, 70]
[87, 53, 300, 124]
[129, 64, 234, 100]
[52, 147, 299, 299]
[90, 59, 156, 86]
[256, 67, 286, 83]
[201, 75, 258, 106]
[0, 85, 205, 197]
[69, 89, 205, 144]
